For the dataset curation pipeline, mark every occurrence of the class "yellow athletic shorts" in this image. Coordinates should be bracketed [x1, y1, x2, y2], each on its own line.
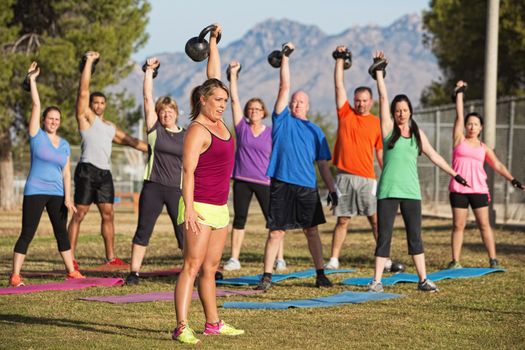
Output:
[177, 198, 230, 230]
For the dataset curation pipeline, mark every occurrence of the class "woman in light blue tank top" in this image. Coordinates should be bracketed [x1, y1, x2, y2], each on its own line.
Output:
[368, 51, 468, 294]
[9, 62, 85, 287]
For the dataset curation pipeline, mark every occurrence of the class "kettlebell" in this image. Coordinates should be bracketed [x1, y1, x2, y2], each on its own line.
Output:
[332, 49, 352, 70]
[79, 54, 100, 74]
[368, 57, 388, 80]
[22, 65, 39, 92]
[185, 24, 222, 62]
[142, 61, 160, 79]
[267, 43, 294, 68]
[226, 63, 241, 82]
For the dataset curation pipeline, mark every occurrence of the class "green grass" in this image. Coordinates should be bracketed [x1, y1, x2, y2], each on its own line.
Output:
[0, 205, 524, 349]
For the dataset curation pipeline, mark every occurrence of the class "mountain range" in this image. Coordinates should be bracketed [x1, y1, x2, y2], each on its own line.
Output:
[112, 13, 440, 125]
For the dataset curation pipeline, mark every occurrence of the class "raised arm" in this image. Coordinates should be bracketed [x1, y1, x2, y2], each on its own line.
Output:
[62, 157, 76, 213]
[76, 51, 99, 130]
[374, 51, 393, 138]
[228, 61, 243, 126]
[334, 46, 348, 109]
[274, 42, 294, 114]
[207, 24, 221, 80]
[421, 129, 457, 177]
[27, 62, 41, 137]
[143, 57, 160, 130]
[113, 125, 148, 153]
[453, 80, 467, 147]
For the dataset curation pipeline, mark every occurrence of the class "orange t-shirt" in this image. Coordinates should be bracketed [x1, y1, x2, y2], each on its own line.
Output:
[332, 100, 382, 179]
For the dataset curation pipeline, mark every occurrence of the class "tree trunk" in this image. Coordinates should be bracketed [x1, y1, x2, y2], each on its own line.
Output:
[0, 129, 15, 210]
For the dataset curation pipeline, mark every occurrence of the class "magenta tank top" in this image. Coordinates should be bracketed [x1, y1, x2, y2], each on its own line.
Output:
[193, 121, 235, 205]
[448, 139, 489, 195]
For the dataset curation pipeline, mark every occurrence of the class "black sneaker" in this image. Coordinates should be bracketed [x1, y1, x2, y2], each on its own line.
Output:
[315, 274, 333, 288]
[125, 272, 139, 285]
[215, 271, 224, 281]
[254, 276, 272, 291]
[417, 278, 439, 292]
[489, 258, 501, 269]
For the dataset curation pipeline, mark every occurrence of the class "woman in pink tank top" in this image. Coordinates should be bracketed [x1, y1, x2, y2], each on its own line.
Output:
[172, 24, 243, 345]
[447, 80, 524, 270]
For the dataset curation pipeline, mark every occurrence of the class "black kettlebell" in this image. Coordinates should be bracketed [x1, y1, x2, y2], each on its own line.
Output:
[79, 54, 100, 74]
[368, 57, 388, 80]
[226, 63, 241, 82]
[22, 65, 39, 92]
[185, 24, 222, 62]
[332, 49, 352, 70]
[267, 43, 294, 68]
[142, 61, 160, 79]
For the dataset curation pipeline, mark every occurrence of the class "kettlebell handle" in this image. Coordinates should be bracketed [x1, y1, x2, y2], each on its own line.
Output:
[198, 24, 221, 44]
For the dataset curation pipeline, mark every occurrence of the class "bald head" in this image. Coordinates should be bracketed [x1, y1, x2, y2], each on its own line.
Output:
[290, 90, 310, 120]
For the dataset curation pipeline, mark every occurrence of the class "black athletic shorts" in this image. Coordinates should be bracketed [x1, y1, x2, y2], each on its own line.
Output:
[74, 162, 115, 205]
[449, 192, 489, 209]
[267, 178, 326, 231]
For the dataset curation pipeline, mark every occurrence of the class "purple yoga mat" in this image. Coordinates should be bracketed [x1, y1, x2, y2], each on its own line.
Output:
[0, 278, 124, 295]
[79, 288, 264, 304]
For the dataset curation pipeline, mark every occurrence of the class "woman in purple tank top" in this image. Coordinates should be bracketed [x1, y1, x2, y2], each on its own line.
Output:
[447, 80, 524, 270]
[172, 24, 243, 345]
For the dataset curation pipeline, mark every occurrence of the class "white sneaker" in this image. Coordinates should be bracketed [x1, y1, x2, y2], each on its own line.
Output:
[367, 280, 384, 292]
[274, 259, 287, 272]
[223, 258, 241, 271]
[324, 257, 340, 270]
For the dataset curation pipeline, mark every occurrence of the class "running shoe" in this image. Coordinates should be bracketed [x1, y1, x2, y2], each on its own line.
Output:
[446, 260, 462, 269]
[367, 280, 384, 292]
[315, 274, 333, 288]
[223, 258, 241, 271]
[489, 258, 501, 269]
[203, 320, 244, 336]
[254, 275, 272, 291]
[324, 257, 340, 270]
[417, 279, 439, 292]
[66, 270, 86, 279]
[9, 274, 25, 287]
[105, 257, 130, 268]
[172, 324, 201, 345]
[274, 259, 287, 272]
[125, 272, 139, 285]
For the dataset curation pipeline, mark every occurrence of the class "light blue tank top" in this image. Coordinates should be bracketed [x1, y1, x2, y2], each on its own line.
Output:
[24, 129, 70, 196]
[79, 116, 116, 170]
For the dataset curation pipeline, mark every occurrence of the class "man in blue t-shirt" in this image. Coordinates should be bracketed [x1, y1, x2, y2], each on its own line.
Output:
[255, 42, 337, 291]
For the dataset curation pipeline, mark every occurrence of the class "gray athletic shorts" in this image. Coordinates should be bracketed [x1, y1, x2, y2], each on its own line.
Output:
[333, 172, 377, 217]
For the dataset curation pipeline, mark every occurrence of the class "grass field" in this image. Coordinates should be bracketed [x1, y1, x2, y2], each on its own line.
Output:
[0, 204, 524, 349]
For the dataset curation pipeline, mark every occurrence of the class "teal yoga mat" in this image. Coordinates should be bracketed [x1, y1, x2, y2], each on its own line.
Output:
[216, 268, 354, 286]
[341, 267, 505, 286]
[222, 290, 402, 309]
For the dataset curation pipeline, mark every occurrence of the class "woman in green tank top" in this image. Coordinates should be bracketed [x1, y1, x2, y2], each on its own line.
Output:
[367, 51, 469, 293]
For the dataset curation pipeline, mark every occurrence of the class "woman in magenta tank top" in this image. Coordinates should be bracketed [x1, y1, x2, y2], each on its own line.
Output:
[172, 24, 243, 345]
[447, 81, 524, 270]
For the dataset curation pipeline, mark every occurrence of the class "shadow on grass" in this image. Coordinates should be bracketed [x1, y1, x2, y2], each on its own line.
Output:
[0, 313, 168, 339]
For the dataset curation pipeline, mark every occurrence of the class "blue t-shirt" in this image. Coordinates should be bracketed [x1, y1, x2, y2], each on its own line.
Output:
[266, 107, 331, 188]
[24, 129, 70, 196]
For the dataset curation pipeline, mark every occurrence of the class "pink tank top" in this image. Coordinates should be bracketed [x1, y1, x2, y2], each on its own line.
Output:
[448, 139, 489, 194]
[193, 122, 234, 205]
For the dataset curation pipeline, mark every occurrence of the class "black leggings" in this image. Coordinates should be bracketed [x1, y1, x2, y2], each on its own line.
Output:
[132, 181, 183, 249]
[232, 179, 270, 229]
[375, 198, 423, 257]
[14, 195, 70, 254]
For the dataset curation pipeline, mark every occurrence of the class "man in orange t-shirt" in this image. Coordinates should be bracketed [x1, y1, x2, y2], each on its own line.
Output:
[325, 46, 400, 272]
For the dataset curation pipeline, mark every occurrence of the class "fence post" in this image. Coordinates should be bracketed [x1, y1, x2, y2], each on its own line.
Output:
[434, 110, 441, 205]
[504, 99, 515, 222]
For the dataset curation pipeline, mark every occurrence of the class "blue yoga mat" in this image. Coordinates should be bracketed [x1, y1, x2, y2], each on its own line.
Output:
[341, 267, 505, 286]
[222, 290, 402, 309]
[216, 268, 354, 286]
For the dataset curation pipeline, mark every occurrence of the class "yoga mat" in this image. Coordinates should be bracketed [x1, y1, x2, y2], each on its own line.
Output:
[341, 267, 505, 286]
[87, 263, 130, 272]
[216, 268, 354, 286]
[79, 288, 264, 304]
[222, 290, 402, 309]
[0, 277, 124, 295]
[138, 268, 182, 277]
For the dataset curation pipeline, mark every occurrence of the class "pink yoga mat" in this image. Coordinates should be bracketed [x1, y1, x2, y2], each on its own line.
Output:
[21, 267, 182, 278]
[0, 278, 124, 295]
[79, 288, 264, 303]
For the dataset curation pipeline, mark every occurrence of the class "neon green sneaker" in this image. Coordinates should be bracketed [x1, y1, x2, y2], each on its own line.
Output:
[446, 260, 462, 269]
[172, 324, 201, 345]
[203, 320, 244, 336]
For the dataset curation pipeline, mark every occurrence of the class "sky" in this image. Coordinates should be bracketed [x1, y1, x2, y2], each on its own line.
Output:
[133, 0, 430, 61]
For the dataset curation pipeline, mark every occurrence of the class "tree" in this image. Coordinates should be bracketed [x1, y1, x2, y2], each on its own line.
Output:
[421, 0, 525, 106]
[0, 0, 150, 209]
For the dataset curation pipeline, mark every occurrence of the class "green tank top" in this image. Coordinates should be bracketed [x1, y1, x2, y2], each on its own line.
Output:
[378, 132, 421, 200]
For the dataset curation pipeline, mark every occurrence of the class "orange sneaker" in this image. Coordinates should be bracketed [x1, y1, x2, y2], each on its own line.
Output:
[105, 257, 130, 267]
[73, 259, 80, 271]
[9, 274, 25, 287]
[66, 270, 86, 279]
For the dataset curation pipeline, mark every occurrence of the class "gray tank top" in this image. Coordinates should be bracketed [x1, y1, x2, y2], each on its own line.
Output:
[79, 116, 116, 170]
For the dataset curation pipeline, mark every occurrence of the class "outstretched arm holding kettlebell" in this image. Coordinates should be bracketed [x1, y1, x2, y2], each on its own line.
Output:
[228, 61, 243, 126]
[207, 24, 222, 80]
[76, 51, 100, 131]
[143, 57, 161, 131]
[274, 42, 294, 115]
[334, 45, 349, 109]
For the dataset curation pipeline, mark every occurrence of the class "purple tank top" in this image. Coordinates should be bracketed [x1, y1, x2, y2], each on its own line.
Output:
[193, 122, 234, 205]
